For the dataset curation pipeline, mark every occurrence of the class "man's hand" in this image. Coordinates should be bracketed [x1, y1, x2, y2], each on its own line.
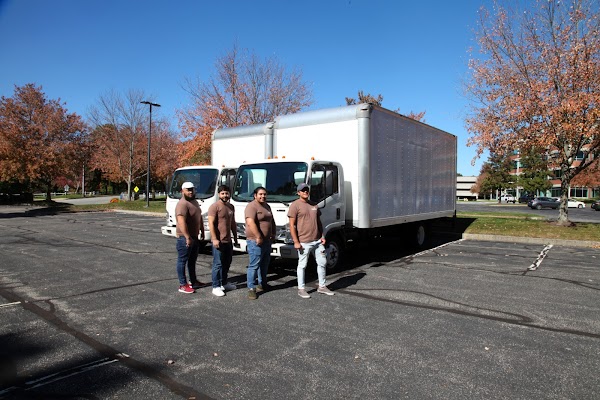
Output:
[212, 239, 220, 248]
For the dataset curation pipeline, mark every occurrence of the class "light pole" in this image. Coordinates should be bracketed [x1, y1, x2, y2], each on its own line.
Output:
[140, 101, 161, 207]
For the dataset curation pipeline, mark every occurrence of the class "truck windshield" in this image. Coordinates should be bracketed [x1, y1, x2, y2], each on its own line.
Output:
[168, 168, 219, 200]
[232, 162, 308, 203]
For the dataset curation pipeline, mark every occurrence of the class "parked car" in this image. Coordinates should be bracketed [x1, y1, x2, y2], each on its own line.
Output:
[528, 197, 559, 210]
[591, 200, 600, 211]
[500, 194, 516, 203]
[518, 193, 535, 203]
[567, 199, 585, 209]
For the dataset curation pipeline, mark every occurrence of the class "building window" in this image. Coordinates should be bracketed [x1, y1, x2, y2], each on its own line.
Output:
[574, 151, 585, 161]
[570, 187, 588, 198]
[550, 188, 561, 197]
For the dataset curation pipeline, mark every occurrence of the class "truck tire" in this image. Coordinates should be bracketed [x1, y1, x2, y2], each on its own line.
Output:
[410, 223, 429, 248]
[325, 235, 343, 272]
[536, 204, 542, 210]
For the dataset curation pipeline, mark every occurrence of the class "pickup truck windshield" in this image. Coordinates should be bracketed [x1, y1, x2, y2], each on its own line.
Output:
[168, 168, 219, 200]
[233, 162, 308, 203]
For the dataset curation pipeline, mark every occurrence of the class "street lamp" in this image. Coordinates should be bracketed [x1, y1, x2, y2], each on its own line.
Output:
[140, 101, 161, 207]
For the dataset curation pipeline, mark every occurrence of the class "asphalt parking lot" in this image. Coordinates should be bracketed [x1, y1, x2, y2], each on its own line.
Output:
[0, 209, 599, 399]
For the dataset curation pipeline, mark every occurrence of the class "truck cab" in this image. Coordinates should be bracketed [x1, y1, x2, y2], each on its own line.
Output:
[230, 159, 344, 268]
[161, 165, 237, 241]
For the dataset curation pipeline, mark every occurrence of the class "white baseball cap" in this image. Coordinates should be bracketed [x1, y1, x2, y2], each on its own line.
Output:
[182, 182, 195, 189]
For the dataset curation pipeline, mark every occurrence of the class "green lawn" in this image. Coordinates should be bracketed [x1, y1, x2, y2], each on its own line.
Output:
[459, 215, 600, 242]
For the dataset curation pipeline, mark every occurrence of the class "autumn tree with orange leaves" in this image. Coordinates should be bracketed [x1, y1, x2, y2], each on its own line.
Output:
[88, 89, 179, 200]
[0, 84, 87, 201]
[466, 0, 600, 225]
[178, 44, 313, 165]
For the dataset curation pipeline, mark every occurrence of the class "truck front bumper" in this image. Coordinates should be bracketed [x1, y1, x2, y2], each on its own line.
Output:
[233, 239, 298, 259]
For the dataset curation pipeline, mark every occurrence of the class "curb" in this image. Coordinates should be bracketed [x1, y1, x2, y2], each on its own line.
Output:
[462, 233, 600, 249]
[112, 209, 164, 217]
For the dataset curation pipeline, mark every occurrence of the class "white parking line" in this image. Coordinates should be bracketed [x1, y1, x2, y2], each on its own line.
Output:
[0, 301, 21, 308]
[527, 244, 554, 271]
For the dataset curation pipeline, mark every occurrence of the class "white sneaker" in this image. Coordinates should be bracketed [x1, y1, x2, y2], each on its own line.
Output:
[212, 287, 225, 297]
[222, 282, 236, 291]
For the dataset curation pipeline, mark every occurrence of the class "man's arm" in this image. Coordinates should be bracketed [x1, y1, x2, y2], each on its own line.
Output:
[289, 216, 301, 250]
[245, 217, 263, 245]
[199, 211, 205, 240]
[208, 215, 218, 248]
[176, 214, 192, 247]
[270, 217, 276, 242]
[230, 211, 238, 245]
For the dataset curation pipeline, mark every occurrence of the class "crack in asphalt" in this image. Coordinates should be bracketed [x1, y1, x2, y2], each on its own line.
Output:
[0, 286, 213, 399]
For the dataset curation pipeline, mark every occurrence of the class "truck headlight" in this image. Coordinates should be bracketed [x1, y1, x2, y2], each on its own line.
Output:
[276, 223, 293, 244]
[236, 222, 246, 238]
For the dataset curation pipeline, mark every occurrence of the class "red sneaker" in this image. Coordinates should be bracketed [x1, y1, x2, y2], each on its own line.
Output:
[178, 284, 195, 294]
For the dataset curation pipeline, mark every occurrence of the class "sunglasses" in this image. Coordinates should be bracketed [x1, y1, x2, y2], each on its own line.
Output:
[299, 188, 310, 193]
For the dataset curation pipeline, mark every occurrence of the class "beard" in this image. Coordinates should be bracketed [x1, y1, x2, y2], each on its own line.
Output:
[183, 193, 196, 201]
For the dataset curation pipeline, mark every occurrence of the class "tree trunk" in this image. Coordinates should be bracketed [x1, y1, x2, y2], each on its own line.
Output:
[557, 176, 571, 226]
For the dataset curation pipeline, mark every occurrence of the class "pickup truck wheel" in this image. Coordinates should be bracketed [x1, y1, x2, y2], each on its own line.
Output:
[536, 204, 542, 210]
[325, 236, 343, 272]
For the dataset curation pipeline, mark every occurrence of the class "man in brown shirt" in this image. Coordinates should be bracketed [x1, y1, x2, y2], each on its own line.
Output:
[175, 181, 205, 294]
[244, 186, 275, 300]
[288, 183, 334, 299]
[208, 185, 238, 297]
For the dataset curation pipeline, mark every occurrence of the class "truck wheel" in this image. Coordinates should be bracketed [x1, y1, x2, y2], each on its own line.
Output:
[578, 204, 584, 209]
[411, 223, 429, 248]
[325, 236, 343, 271]
[536, 204, 542, 210]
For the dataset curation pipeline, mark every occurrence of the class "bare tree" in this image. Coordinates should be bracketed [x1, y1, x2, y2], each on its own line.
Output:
[178, 43, 313, 164]
[88, 89, 153, 200]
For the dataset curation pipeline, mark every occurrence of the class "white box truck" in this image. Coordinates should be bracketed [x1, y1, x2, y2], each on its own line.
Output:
[160, 166, 237, 241]
[212, 103, 457, 269]
[161, 123, 273, 241]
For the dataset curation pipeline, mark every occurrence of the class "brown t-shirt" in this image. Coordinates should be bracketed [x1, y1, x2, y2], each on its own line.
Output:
[288, 199, 321, 243]
[208, 201, 235, 243]
[244, 200, 274, 240]
[175, 197, 202, 238]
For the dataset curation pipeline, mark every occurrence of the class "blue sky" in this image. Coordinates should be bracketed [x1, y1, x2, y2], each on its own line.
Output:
[0, 0, 488, 175]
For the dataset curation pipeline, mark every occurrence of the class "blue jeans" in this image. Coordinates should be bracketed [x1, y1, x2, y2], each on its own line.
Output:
[246, 239, 271, 289]
[297, 240, 327, 289]
[212, 242, 233, 288]
[176, 236, 199, 285]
